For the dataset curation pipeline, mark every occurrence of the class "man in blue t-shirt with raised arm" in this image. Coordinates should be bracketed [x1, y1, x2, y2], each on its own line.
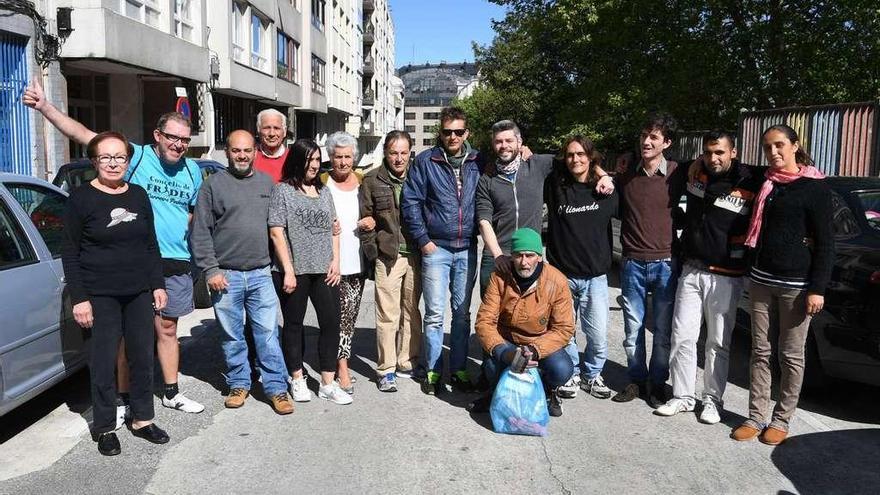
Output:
[24, 81, 206, 416]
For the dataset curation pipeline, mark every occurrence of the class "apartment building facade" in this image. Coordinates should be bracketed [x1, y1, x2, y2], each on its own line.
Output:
[398, 62, 479, 154]
[0, 0, 399, 177]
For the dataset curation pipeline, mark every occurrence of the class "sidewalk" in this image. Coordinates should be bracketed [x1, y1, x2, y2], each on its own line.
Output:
[1, 275, 879, 494]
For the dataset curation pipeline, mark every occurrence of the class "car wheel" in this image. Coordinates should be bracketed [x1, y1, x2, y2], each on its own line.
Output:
[193, 272, 212, 309]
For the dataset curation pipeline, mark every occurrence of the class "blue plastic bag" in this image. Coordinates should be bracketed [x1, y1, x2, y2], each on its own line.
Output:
[490, 368, 549, 436]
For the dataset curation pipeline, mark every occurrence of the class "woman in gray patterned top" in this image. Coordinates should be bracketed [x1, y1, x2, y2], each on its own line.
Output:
[269, 139, 351, 405]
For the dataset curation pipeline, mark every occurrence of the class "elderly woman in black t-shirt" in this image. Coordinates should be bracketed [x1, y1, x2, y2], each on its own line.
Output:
[62, 131, 169, 456]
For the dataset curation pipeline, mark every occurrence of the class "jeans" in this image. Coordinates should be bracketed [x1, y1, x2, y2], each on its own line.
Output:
[563, 275, 610, 380]
[484, 341, 573, 389]
[620, 257, 679, 385]
[421, 244, 477, 374]
[212, 266, 287, 396]
[669, 262, 744, 407]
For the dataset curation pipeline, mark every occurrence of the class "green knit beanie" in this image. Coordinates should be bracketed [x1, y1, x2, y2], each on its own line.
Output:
[510, 228, 543, 254]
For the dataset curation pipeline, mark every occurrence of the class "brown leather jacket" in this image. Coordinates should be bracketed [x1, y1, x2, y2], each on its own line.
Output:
[476, 263, 575, 360]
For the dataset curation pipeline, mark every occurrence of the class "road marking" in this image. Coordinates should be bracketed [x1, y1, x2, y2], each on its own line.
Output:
[0, 404, 89, 482]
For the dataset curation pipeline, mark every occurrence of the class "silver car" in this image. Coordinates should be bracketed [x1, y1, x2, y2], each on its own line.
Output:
[0, 173, 88, 417]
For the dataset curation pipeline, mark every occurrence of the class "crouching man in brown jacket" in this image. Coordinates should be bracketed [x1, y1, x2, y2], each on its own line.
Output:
[470, 228, 575, 417]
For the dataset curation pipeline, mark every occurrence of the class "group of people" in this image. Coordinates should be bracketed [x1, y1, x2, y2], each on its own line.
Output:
[23, 79, 833, 456]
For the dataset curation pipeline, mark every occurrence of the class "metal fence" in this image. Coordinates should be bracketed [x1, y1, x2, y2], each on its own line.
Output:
[738, 101, 879, 177]
[0, 31, 32, 176]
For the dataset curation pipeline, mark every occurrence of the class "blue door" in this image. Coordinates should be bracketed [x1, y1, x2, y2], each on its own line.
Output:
[0, 32, 31, 176]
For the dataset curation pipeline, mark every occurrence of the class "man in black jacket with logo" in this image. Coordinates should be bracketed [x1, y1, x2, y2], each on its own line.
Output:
[654, 130, 765, 423]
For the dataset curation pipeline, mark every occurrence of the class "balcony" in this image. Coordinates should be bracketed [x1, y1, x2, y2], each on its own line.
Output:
[363, 24, 375, 45]
[362, 120, 378, 136]
[363, 57, 375, 77]
[362, 88, 375, 107]
[363, 0, 375, 14]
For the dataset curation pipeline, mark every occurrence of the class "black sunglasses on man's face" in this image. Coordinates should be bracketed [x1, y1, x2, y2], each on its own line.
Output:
[441, 128, 467, 137]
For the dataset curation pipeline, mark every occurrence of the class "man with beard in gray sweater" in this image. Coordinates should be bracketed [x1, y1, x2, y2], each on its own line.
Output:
[191, 130, 294, 415]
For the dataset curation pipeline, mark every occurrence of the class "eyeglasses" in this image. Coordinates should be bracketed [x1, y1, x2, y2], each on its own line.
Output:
[441, 128, 467, 137]
[95, 155, 129, 165]
[158, 130, 192, 145]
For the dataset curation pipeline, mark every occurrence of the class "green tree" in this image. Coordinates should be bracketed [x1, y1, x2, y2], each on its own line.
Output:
[460, 0, 880, 153]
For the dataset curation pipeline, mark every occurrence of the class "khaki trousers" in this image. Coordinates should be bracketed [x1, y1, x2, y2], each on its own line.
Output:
[748, 281, 812, 430]
[375, 253, 422, 376]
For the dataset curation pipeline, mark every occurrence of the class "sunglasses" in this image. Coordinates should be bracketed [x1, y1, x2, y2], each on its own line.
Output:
[441, 128, 467, 137]
[158, 130, 192, 145]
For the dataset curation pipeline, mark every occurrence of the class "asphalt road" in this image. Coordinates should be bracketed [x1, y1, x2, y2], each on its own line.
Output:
[2, 270, 879, 494]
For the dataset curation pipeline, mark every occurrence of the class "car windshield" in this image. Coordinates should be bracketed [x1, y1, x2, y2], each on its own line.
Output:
[855, 191, 880, 232]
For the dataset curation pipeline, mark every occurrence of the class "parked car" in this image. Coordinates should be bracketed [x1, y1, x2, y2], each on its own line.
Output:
[0, 174, 87, 417]
[737, 177, 880, 387]
[51, 158, 226, 309]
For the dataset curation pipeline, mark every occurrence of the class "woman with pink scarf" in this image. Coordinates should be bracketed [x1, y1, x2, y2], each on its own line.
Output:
[731, 125, 834, 446]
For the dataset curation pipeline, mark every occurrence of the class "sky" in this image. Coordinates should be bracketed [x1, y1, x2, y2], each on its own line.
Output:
[391, 0, 508, 68]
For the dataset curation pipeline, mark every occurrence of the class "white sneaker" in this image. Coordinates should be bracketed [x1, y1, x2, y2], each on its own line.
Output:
[114, 404, 130, 431]
[699, 399, 722, 424]
[654, 397, 695, 417]
[162, 392, 205, 413]
[557, 375, 580, 399]
[318, 382, 353, 405]
[289, 377, 312, 402]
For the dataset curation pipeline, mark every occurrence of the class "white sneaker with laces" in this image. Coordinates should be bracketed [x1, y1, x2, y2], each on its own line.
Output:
[318, 382, 353, 405]
[699, 399, 722, 424]
[557, 375, 580, 399]
[114, 404, 130, 431]
[654, 397, 695, 417]
[289, 377, 312, 402]
[161, 392, 205, 413]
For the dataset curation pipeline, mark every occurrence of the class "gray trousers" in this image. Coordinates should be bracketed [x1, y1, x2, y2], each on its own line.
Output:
[748, 281, 812, 430]
[669, 262, 744, 407]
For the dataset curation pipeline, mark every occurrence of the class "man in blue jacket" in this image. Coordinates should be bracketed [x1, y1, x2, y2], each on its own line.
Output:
[402, 107, 483, 395]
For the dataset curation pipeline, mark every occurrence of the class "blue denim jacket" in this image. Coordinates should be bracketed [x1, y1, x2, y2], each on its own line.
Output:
[401, 145, 483, 250]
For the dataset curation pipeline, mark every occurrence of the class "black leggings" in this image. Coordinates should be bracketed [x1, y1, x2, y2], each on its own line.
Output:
[274, 272, 341, 373]
[90, 291, 155, 434]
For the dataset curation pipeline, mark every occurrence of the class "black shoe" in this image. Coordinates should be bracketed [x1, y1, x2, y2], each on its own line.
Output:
[467, 394, 493, 413]
[421, 379, 436, 395]
[131, 423, 170, 444]
[97, 432, 121, 456]
[449, 373, 475, 393]
[611, 382, 647, 403]
[649, 383, 669, 409]
[548, 391, 563, 417]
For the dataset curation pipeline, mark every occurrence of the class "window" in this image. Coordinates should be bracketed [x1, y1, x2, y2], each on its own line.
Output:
[404, 112, 415, 120]
[404, 125, 415, 133]
[276, 33, 300, 83]
[311, 0, 325, 30]
[232, 2, 247, 63]
[423, 112, 441, 120]
[311, 55, 325, 94]
[231, 2, 271, 73]
[5, 184, 67, 258]
[855, 191, 880, 233]
[422, 138, 433, 146]
[173, 0, 196, 41]
[123, 0, 161, 28]
[0, 199, 36, 269]
[422, 125, 433, 133]
[66, 75, 110, 158]
[250, 13, 269, 71]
